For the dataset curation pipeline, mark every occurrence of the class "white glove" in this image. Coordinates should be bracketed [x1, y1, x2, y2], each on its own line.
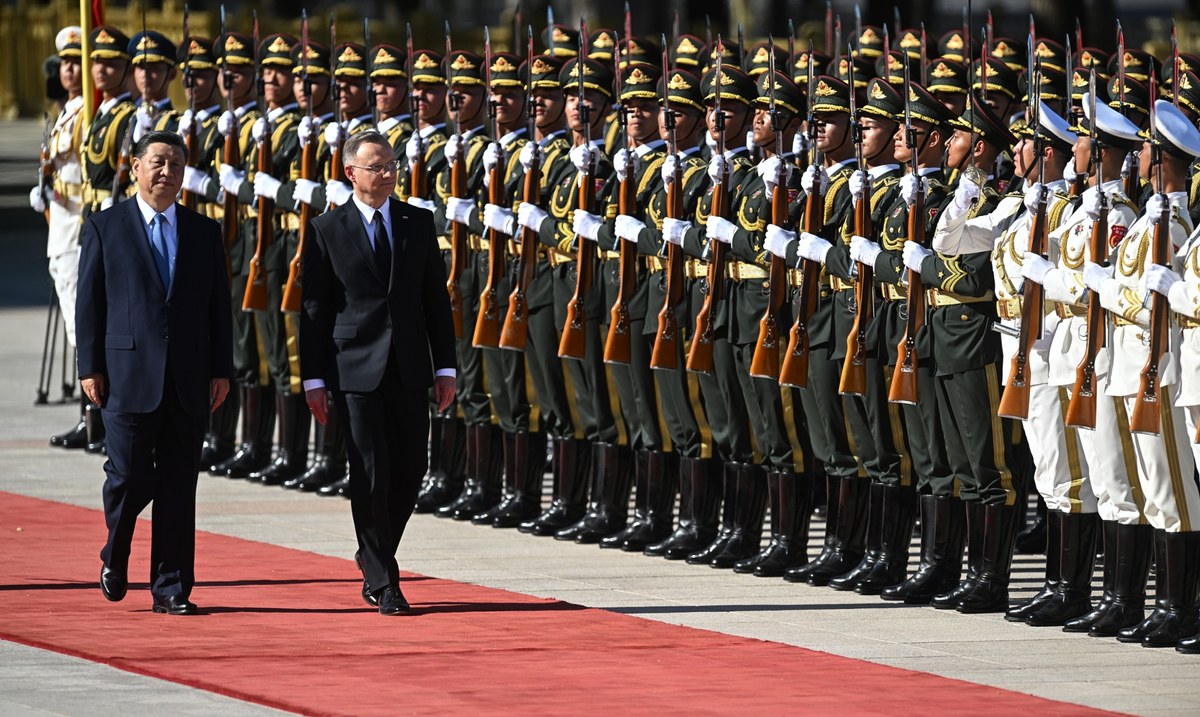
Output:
[707, 152, 730, 185]
[1083, 188, 1104, 220]
[903, 240, 932, 273]
[569, 144, 598, 174]
[952, 175, 981, 211]
[517, 202, 549, 232]
[660, 154, 681, 185]
[1064, 157, 1085, 186]
[218, 163, 245, 195]
[745, 129, 756, 154]
[251, 117, 268, 143]
[1146, 193, 1167, 224]
[792, 131, 810, 157]
[483, 203, 516, 236]
[1082, 261, 1111, 293]
[176, 109, 194, 139]
[323, 123, 344, 150]
[759, 156, 793, 193]
[1143, 263, 1181, 296]
[615, 214, 645, 243]
[572, 209, 602, 241]
[252, 171, 281, 200]
[298, 116, 320, 148]
[764, 224, 796, 258]
[99, 196, 114, 211]
[132, 106, 154, 143]
[519, 142, 540, 171]
[1020, 251, 1054, 285]
[446, 196, 475, 226]
[706, 215, 737, 245]
[1023, 182, 1045, 214]
[182, 166, 211, 196]
[445, 134, 463, 163]
[405, 134, 424, 164]
[848, 169, 867, 202]
[324, 179, 352, 207]
[28, 186, 46, 213]
[800, 164, 829, 197]
[662, 217, 689, 246]
[613, 148, 640, 183]
[294, 178, 320, 206]
[796, 231, 833, 263]
[407, 196, 436, 212]
[900, 174, 928, 207]
[482, 142, 502, 173]
[218, 110, 236, 137]
[849, 235, 882, 267]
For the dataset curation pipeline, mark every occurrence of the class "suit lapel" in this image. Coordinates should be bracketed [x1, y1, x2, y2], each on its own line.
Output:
[386, 197, 410, 291]
[121, 199, 166, 297]
[166, 207, 190, 301]
[339, 203, 385, 286]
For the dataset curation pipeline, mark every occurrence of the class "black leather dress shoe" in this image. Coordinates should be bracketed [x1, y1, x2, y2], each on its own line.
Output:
[318, 476, 350, 497]
[377, 585, 411, 615]
[152, 595, 198, 615]
[100, 565, 127, 602]
[362, 580, 379, 607]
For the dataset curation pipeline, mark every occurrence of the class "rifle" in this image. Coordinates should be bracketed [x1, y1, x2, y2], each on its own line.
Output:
[281, 10, 314, 313]
[651, 35, 683, 370]
[686, 35, 729, 374]
[604, 21, 636, 365]
[1130, 71, 1170, 435]
[779, 39, 824, 388]
[499, 27, 540, 351]
[996, 43, 1046, 420]
[365, 18, 378, 126]
[1117, 23, 1139, 200]
[405, 23, 428, 199]
[839, 51, 873, 396]
[243, 11, 271, 312]
[1066, 36, 1086, 199]
[1065, 71, 1107, 428]
[749, 39, 789, 380]
[327, 15, 347, 202]
[446, 22, 466, 337]
[219, 5, 240, 272]
[473, 27, 505, 349]
[37, 113, 52, 223]
[889, 54, 926, 404]
[180, 4, 200, 210]
[112, 0, 150, 206]
[559, 21, 595, 360]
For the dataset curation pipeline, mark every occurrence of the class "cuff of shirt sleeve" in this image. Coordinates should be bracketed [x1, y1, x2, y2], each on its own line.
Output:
[302, 379, 326, 392]
[435, 369, 456, 378]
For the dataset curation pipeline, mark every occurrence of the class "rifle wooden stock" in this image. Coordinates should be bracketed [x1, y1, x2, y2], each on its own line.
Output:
[37, 142, 52, 224]
[281, 140, 316, 313]
[243, 126, 273, 312]
[112, 120, 135, 205]
[221, 126, 241, 279]
[889, 188, 926, 405]
[651, 162, 685, 370]
[779, 184, 826, 387]
[1064, 200, 1110, 428]
[1130, 213, 1172, 435]
[181, 123, 199, 210]
[604, 166, 638, 364]
[839, 191, 874, 396]
[996, 192, 1049, 420]
[559, 167, 595, 359]
[447, 153, 467, 338]
[686, 169, 732, 374]
[473, 153, 507, 348]
[749, 180, 790, 379]
[499, 152, 542, 350]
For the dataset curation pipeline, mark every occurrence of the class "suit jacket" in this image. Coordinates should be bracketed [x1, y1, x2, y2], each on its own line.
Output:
[76, 197, 235, 415]
[299, 197, 455, 393]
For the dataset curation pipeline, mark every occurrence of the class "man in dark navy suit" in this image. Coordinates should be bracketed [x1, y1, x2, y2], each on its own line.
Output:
[300, 130, 456, 615]
[76, 130, 234, 615]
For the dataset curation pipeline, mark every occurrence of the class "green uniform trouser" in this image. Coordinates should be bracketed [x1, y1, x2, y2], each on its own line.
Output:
[647, 274, 705, 459]
[477, 254, 533, 434]
[688, 279, 752, 463]
[602, 260, 660, 451]
[934, 361, 1024, 506]
[456, 250, 491, 426]
[230, 219, 262, 387]
[554, 259, 616, 444]
[259, 228, 298, 396]
[902, 360, 952, 494]
[523, 261, 573, 439]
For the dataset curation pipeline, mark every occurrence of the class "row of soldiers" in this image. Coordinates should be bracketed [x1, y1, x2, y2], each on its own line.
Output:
[35, 18, 1200, 652]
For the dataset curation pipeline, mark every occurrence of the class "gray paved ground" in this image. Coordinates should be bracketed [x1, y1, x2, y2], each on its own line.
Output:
[1, 118, 1197, 716]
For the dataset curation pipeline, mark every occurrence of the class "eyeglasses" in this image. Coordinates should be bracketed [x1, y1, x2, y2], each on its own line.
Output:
[347, 159, 402, 176]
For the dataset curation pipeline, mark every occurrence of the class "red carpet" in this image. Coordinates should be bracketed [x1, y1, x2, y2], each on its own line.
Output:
[0, 492, 1118, 716]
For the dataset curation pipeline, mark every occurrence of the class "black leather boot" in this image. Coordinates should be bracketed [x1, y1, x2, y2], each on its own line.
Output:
[1005, 510, 1062, 622]
[805, 476, 868, 586]
[437, 424, 484, 518]
[253, 393, 311, 486]
[1065, 519, 1119, 633]
[785, 473, 841, 583]
[220, 386, 276, 478]
[957, 500, 1021, 614]
[1026, 512, 1099, 626]
[473, 429, 519, 525]
[932, 500, 985, 609]
[830, 482, 886, 591]
[1143, 531, 1200, 648]
[557, 443, 633, 543]
[202, 389, 239, 472]
[492, 431, 547, 528]
[709, 464, 768, 569]
[84, 399, 106, 454]
[605, 451, 675, 551]
[733, 471, 780, 574]
[416, 416, 467, 511]
[883, 494, 966, 604]
[413, 410, 445, 508]
[294, 407, 343, 492]
[1015, 492, 1048, 554]
[686, 461, 740, 565]
[50, 395, 88, 449]
[857, 484, 919, 595]
[315, 407, 349, 497]
[521, 437, 590, 536]
[601, 449, 651, 549]
[453, 425, 502, 520]
[652, 458, 720, 558]
[743, 472, 812, 577]
[1114, 527, 1164, 641]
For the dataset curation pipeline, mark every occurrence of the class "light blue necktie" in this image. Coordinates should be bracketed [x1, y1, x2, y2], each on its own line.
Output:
[150, 213, 171, 290]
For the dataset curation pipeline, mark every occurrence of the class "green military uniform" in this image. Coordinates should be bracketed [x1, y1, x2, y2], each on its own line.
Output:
[80, 27, 135, 218]
[368, 44, 415, 162]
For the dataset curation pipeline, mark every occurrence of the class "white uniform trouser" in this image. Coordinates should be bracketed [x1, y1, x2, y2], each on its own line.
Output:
[46, 200, 80, 348]
[1073, 393, 1146, 525]
[1125, 393, 1200, 533]
[1021, 383, 1094, 514]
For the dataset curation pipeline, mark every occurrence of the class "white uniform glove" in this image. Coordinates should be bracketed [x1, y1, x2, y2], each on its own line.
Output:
[796, 231, 833, 263]
[251, 117, 268, 143]
[1143, 263, 1181, 296]
[764, 224, 796, 258]
[951, 174, 981, 212]
[252, 171, 281, 200]
[1020, 251, 1054, 285]
[1022, 182, 1045, 214]
[759, 156, 793, 193]
[182, 166, 211, 196]
[706, 215, 737, 245]
[294, 178, 320, 206]
[483, 203, 516, 236]
[572, 209, 602, 241]
[28, 186, 46, 213]
[662, 217, 689, 246]
[792, 131, 810, 157]
[745, 129, 756, 154]
[848, 169, 867, 202]
[176, 109, 194, 139]
[218, 163, 245, 195]
[800, 163, 829, 197]
[613, 148, 639, 183]
[446, 196, 475, 226]
[444, 133, 462, 163]
[1146, 193, 1168, 224]
[517, 202, 549, 233]
[323, 123, 344, 150]
[1082, 261, 1111, 293]
[1064, 157, 1085, 187]
[660, 154, 681, 185]
[569, 144, 598, 174]
[99, 196, 114, 211]
[1082, 188, 1104, 220]
[218, 110, 236, 137]
[407, 196, 436, 212]
[900, 174, 928, 207]
[132, 106, 154, 143]
[707, 152, 730, 185]
[519, 142, 540, 171]
[298, 116, 320, 148]
[903, 240, 932, 273]
[324, 179, 352, 207]
[482, 142, 502, 173]
[405, 134, 424, 164]
[849, 235, 882, 267]
[615, 214, 645, 243]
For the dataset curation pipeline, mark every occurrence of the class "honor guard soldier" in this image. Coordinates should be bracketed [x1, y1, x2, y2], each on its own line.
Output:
[927, 57, 970, 117]
[370, 43, 413, 158]
[128, 31, 178, 141]
[301, 42, 377, 212]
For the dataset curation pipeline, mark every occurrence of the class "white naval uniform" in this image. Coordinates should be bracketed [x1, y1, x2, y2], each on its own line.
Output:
[46, 95, 85, 346]
[1100, 192, 1200, 532]
[1040, 179, 1144, 524]
[1165, 227, 1200, 472]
